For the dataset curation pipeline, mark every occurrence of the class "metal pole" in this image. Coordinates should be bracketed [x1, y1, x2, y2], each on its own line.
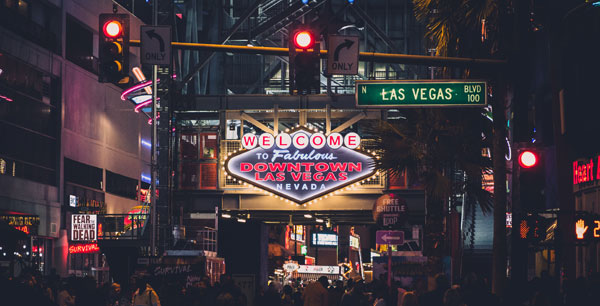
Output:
[128, 40, 507, 68]
[387, 244, 392, 287]
[150, 0, 158, 257]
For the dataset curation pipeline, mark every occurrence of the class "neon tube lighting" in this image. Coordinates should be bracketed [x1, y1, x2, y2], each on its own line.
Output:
[134, 97, 159, 113]
[141, 139, 152, 148]
[132, 67, 152, 95]
[134, 98, 152, 112]
[121, 80, 154, 100]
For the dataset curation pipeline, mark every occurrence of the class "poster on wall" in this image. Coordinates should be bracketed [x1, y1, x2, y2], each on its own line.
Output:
[225, 128, 376, 203]
[71, 214, 97, 241]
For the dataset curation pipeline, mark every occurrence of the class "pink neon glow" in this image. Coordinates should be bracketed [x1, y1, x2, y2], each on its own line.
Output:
[134, 99, 152, 112]
[148, 113, 160, 125]
[120, 80, 155, 100]
[134, 97, 159, 113]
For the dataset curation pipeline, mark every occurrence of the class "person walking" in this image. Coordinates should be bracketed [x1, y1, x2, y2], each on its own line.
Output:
[132, 278, 160, 306]
[303, 276, 329, 306]
[57, 283, 76, 306]
[340, 280, 367, 306]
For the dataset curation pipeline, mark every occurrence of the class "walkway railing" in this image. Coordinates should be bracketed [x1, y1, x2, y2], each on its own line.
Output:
[97, 214, 149, 240]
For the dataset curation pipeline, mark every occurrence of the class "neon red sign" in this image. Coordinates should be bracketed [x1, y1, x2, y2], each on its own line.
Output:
[225, 128, 375, 204]
[69, 243, 100, 254]
[573, 156, 600, 185]
[14, 225, 30, 234]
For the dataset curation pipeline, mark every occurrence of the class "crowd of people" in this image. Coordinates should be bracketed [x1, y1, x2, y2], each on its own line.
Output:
[1, 269, 599, 306]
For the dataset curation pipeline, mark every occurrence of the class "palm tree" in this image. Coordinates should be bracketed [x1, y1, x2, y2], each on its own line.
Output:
[371, 106, 495, 278]
[400, 0, 508, 295]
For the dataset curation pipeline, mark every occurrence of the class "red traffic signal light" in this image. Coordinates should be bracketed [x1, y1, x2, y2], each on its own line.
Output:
[99, 14, 129, 84]
[293, 30, 315, 49]
[519, 150, 538, 168]
[103, 20, 123, 38]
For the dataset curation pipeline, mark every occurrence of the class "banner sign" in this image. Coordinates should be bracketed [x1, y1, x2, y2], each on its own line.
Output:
[349, 235, 360, 250]
[297, 265, 340, 274]
[71, 214, 97, 241]
[0, 214, 40, 235]
[225, 128, 375, 203]
[0, 215, 40, 227]
[311, 232, 338, 247]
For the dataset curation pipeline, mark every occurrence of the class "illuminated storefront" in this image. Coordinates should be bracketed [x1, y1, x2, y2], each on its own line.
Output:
[175, 100, 426, 285]
[0, 213, 52, 275]
[67, 213, 109, 282]
[572, 154, 600, 276]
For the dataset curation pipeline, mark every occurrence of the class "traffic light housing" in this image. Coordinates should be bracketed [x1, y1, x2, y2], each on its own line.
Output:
[518, 149, 545, 211]
[289, 26, 320, 95]
[99, 14, 129, 84]
[574, 211, 600, 243]
[518, 214, 546, 242]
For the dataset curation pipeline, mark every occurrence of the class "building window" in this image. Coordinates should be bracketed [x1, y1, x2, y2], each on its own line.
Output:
[180, 132, 198, 160]
[106, 171, 138, 199]
[388, 169, 407, 189]
[0, 0, 60, 52]
[200, 133, 218, 159]
[64, 158, 103, 190]
[66, 15, 97, 74]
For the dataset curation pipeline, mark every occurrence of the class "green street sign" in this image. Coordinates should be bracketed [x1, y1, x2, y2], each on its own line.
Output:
[355, 80, 487, 108]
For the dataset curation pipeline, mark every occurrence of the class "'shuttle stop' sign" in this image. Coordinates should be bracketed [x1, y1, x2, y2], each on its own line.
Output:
[373, 194, 408, 228]
[225, 128, 375, 203]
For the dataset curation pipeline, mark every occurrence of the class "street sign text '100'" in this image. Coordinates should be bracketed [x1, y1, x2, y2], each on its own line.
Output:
[356, 80, 487, 108]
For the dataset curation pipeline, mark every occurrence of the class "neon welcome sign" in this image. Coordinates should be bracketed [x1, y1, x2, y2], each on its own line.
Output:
[224, 128, 376, 204]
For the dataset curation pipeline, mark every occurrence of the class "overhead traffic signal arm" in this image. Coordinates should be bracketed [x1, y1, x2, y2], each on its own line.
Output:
[126, 40, 506, 68]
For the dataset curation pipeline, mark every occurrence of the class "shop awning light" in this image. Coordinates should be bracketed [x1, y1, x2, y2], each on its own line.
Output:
[315, 218, 324, 223]
[304, 214, 313, 219]
[222, 213, 231, 219]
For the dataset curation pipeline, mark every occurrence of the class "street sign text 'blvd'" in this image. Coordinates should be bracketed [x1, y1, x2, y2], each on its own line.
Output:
[356, 80, 487, 108]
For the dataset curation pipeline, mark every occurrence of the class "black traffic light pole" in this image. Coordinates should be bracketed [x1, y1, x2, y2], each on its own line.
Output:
[150, 0, 158, 257]
[510, 145, 528, 292]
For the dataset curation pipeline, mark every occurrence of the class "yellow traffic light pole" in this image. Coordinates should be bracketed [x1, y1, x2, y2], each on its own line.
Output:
[129, 40, 506, 68]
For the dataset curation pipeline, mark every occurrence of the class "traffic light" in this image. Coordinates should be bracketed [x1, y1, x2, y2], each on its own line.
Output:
[518, 149, 545, 210]
[518, 214, 546, 242]
[99, 14, 129, 83]
[518, 150, 538, 168]
[289, 26, 320, 95]
[574, 212, 600, 243]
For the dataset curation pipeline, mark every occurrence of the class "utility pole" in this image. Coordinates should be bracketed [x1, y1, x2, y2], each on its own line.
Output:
[150, 0, 158, 257]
